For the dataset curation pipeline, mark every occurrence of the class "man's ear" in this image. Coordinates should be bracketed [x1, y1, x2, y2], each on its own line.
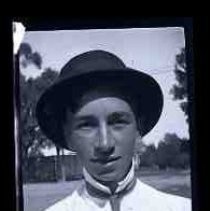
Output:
[135, 120, 142, 141]
[134, 134, 144, 157]
[135, 134, 142, 145]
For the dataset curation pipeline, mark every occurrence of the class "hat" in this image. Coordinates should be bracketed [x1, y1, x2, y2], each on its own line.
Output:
[36, 50, 163, 150]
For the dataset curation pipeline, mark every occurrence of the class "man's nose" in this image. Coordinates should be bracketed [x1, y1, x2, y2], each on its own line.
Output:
[95, 122, 114, 154]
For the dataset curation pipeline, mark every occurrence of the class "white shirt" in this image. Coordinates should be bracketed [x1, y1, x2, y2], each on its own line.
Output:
[45, 163, 191, 211]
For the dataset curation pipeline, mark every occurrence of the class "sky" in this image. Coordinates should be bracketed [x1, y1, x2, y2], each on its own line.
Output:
[20, 27, 188, 155]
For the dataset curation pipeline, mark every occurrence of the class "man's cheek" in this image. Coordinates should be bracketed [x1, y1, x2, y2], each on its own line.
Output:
[78, 146, 93, 160]
[122, 143, 135, 157]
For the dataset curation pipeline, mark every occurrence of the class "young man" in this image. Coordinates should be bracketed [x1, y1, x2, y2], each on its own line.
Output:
[36, 50, 191, 211]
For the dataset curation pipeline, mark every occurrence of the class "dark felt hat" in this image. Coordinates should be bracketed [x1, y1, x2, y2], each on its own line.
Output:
[36, 50, 163, 150]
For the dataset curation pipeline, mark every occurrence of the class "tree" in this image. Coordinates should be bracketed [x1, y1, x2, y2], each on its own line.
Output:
[180, 138, 190, 153]
[19, 42, 59, 181]
[20, 69, 59, 181]
[169, 48, 190, 168]
[141, 144, 157, 168]
[19, 42, 42, 69]
[170, 48, 188, 123]
[155, 133, 190, 169]
[156, 133, 179, 169]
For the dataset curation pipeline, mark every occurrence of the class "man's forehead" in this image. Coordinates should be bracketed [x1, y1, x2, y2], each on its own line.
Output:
[76, 97, 131, 112]
[73, 97, 134, 116]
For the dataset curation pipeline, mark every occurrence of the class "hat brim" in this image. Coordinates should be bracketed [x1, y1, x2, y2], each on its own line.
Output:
[36, 68, 163, 150]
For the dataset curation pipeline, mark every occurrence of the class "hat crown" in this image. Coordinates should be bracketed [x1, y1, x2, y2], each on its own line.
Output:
[59, 50, 126, 80]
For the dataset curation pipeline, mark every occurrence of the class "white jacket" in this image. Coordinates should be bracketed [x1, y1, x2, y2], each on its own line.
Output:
[45, 178, 191, 211]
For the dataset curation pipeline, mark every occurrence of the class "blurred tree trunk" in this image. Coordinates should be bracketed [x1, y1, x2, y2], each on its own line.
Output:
[55, 146, 60, 181]
[61, 149, 66, 182]
[55, 147, 66, 182]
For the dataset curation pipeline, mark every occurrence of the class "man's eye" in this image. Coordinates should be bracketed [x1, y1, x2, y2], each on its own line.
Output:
[76, 122, 95, 130]
[109, 120, 129, 128]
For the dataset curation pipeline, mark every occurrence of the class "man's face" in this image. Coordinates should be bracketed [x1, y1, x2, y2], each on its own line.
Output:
[64, 97, 139, 183]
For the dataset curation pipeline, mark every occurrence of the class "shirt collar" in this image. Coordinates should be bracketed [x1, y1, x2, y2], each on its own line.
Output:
[83, 159, 135, 195]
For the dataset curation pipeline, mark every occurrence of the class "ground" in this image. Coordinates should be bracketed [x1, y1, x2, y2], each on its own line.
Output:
[23, 169, 191, 211]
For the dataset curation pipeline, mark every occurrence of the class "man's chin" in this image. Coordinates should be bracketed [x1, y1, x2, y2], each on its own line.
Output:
[94, 171, 121, 183]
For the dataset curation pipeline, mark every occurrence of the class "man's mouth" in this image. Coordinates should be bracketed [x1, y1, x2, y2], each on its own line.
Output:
[91, 156, 121, 164]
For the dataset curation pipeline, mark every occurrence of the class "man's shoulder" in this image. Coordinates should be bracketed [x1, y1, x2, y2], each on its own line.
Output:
[135, 179, 191, 211]
[44, 183, 85, 211]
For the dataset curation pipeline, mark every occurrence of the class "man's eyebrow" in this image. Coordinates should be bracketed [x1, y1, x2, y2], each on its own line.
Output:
[109, 111, 133, 118]
[74, 112, 133, 121]
[74, 115, 96, 121]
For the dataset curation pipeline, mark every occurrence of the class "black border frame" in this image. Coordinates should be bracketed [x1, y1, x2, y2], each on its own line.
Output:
[3, 17, 208, 211]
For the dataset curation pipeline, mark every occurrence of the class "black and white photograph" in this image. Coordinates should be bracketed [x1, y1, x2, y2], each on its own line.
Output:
[16, 24, 192, 211]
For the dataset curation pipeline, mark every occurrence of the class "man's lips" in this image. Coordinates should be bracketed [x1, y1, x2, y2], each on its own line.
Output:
[90, 156, 121, 164]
